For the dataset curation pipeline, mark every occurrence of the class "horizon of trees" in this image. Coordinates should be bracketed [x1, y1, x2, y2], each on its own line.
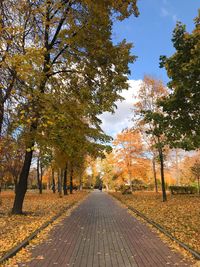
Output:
[0, 3, 199, 209]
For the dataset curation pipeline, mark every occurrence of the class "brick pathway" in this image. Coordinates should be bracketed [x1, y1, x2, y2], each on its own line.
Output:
[22, 192, 191, 267]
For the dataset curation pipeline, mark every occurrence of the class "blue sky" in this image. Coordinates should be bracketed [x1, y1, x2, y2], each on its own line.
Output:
[100, 0, 199, 137]
[113, 0, 199, 84]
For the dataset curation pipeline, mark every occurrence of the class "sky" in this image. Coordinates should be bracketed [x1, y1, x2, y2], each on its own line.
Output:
[100, 0, 199, 138]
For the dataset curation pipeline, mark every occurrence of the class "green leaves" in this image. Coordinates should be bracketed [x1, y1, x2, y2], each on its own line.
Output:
[159, 11, 200, 150]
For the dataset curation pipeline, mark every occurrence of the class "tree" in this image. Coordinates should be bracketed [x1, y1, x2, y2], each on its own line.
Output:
[101, 152, 117, 190]
[143, 110, 168, 201]
[191, 160, 200, 195]
[159, 11, 200, 150]
[35, 147, 51, 194]
[134, 76, 169, 201]
[11, 0, 139, 214]
[63, 162, 68, 195]
[4, 136, 25, 193]
[0, 0, 20, 136]
[113, 129, 147, 191]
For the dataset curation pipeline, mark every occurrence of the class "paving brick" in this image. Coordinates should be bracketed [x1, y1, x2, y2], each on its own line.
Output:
[21, 192, 191, 267]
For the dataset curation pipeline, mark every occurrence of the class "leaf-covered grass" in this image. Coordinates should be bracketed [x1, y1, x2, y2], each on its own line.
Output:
[0, 190, 88, 259]
[111, 192, 200, 253]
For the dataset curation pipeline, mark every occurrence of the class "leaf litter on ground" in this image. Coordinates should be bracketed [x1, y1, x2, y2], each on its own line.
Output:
[0, 190, 88, 266]
[111, 191, 200, 265]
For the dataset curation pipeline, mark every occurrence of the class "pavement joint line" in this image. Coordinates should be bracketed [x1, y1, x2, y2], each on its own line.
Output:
[111, 193, 200, 261]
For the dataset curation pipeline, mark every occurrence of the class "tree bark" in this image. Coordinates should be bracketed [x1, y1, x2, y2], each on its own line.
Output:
[152, 155, 158, 193]
[14, 177, 18, 194]
[158, 147, 167, 202]
[40, 162, 43, 194]
[70, 167, 73, 194]
[52, 169, 56, 193]
[57, 169, 62, 197]
[0, 183, 2, 206]
[79, 173, 83, 191]
[197, 176, 200, 195]
[37, 157, 42, 194]
[63, 163, 68, 195]
[12, 148, 34, 214]
[0, 104, 4, 137]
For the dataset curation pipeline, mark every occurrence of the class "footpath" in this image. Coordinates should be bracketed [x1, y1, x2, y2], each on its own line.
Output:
[19, 192, 191, 267]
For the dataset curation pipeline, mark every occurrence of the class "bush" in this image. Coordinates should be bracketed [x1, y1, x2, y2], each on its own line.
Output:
[120, 185, 132, 195]
[131, 179, 148, 191]
[30, 184, 38, 189]
[82, 186, 92, 189]
[169, 185, 197, 195]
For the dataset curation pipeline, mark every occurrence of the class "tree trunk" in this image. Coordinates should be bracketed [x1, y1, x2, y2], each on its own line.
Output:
[63, 164, 68, 195]
[0, 183, 2, 206]
[70, 168, 73, 194]
[79, 174, 82, 191]
[128, 169, 133, 192]
[37, 157, 42, 194]
[0, 104, 4, 137]
[175, 149, 180, 185]
[14, 177, 18, 194]
[197, 176, 200, 195]
[12, 148, 34, 214]
[52, 169, 56, 193]
[57, 169, 62, 197]
[40, 163, 43, 194]
[158, 147, 167, 202]
[152, 155, 158, 193]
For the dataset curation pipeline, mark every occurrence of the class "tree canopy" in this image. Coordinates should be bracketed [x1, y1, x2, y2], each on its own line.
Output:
[160, 11, 200, 150]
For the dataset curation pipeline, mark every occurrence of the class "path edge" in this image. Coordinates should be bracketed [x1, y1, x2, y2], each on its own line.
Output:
[0, 194, 87, 265]
[110, 193, 200, 261]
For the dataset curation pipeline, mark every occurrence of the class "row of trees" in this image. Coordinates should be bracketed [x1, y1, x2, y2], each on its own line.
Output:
[100, 73, 200, 200]
[0, 0, 139, 213]
[100, 11, 200, 200]
[143, 11, 200, 200]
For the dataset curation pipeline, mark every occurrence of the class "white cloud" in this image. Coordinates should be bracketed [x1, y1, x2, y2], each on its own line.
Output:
[160, 6, 178, 23]
[99, 79, 142, 138]
[172, 14, 178, 22]
[161, 7, 170, 17]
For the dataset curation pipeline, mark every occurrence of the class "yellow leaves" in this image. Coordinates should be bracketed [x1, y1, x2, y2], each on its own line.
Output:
[112, 192, 200, 254]
[47, 120, 53, 126]
[0, 191, 88, 264]
[5, 47, 45, 83]
[35, 255, 45, 260]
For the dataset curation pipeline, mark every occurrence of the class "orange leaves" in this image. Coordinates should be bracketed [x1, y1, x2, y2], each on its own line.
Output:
[135, 75, 168, 114]
[113, 129, 149, 183]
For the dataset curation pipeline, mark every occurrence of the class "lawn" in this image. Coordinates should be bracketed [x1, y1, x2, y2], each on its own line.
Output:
[0, 190, 88, 259]
[111, 192, 200, 254]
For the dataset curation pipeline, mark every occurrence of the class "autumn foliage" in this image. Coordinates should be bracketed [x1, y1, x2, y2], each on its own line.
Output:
[0, 191, 88, 259]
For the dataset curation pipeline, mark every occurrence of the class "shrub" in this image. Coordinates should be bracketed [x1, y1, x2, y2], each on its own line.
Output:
[131, 179, 148, 191]
[120, 185, 132, 195]
[169, 185, 197, 195]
